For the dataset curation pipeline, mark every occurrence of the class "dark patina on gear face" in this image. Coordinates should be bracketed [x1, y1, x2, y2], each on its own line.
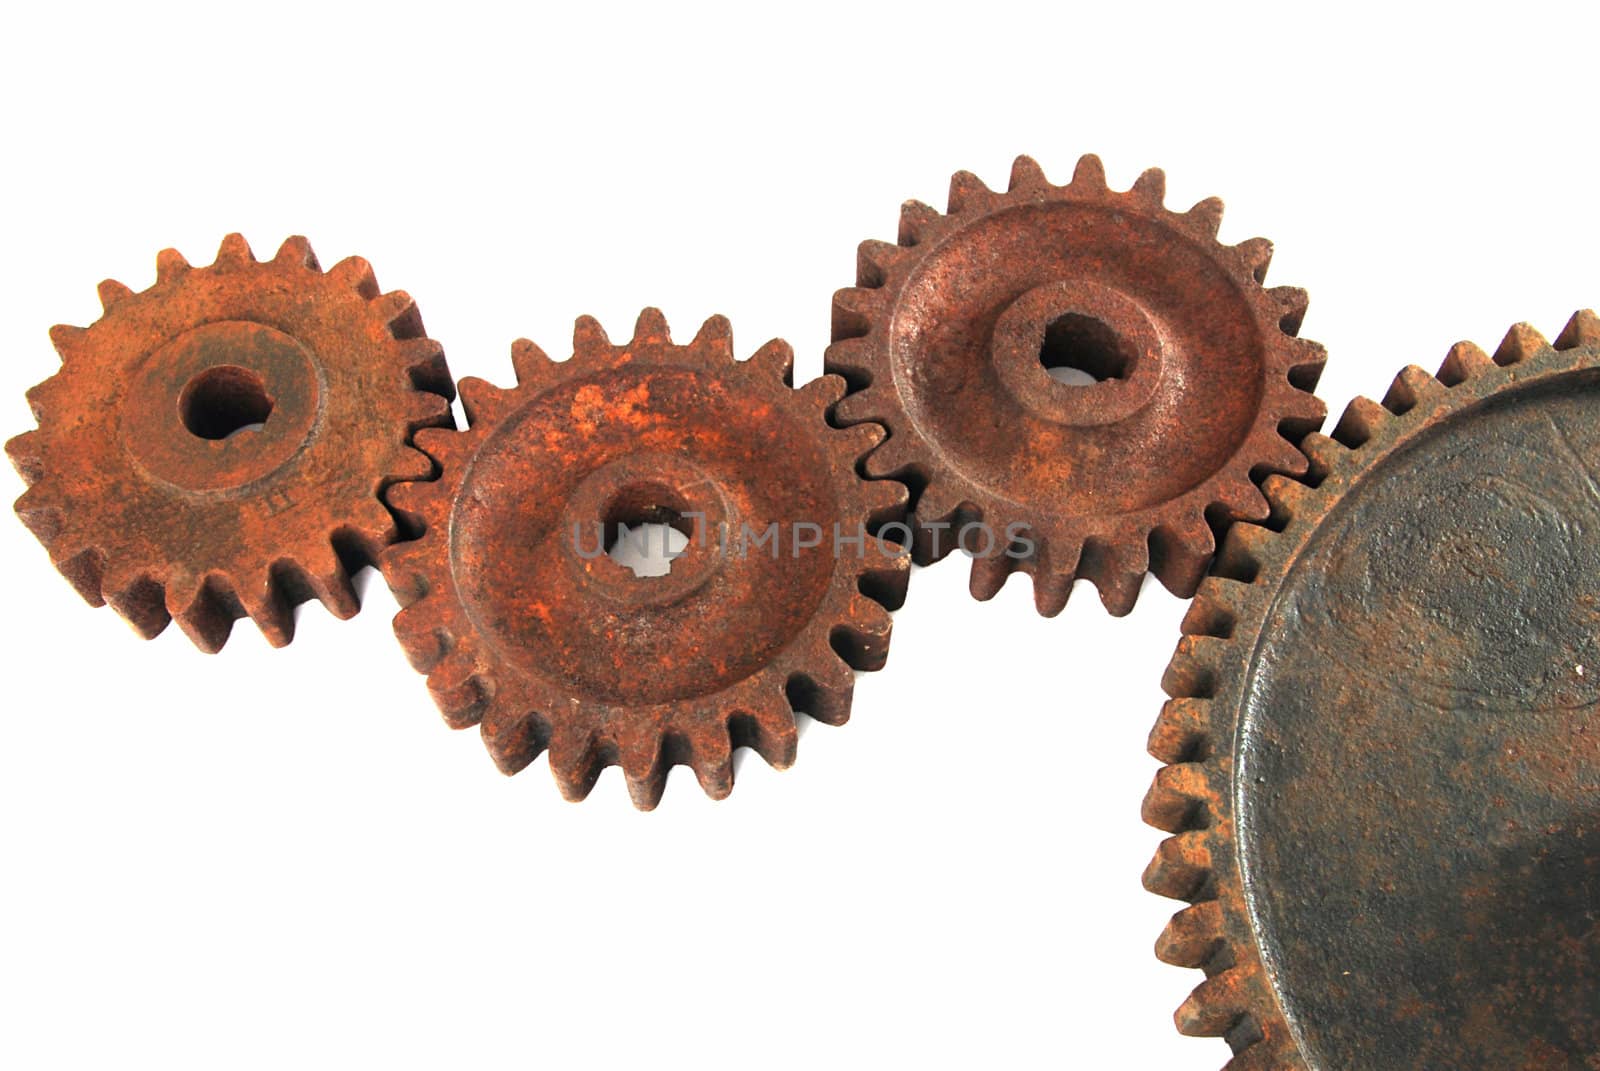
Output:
[383, 310, 909, 809]
[6, 235, 454, 651]
[1143, 312, 1600, 1070]
[827, 154, 1327, 615]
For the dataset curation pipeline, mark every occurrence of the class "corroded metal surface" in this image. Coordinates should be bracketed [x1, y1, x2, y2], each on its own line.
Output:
[6, 235, 455, 651]
[382, 309, 910, 809]
[826, 154, 1328, 616]
[1142, 311, 1600, 1069]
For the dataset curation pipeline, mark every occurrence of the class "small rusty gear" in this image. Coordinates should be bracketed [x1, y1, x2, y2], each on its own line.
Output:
[826, 154, 1328, 615]
[1141, 311, 1600, 1069]
[5, 235, 455, 651]
[382, 309, 909, 809]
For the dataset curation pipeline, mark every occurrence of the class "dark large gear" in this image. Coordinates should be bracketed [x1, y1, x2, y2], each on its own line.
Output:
[382, 309, 909, 809]
[1141, 311, 1600, 1070]
[826, 154, 1328, 615]
[6, 235, 455, 651]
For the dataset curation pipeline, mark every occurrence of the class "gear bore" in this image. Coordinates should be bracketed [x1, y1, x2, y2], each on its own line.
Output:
[382, 309, 909, 809]
[826, 154, 1328, 615]
[1141, 312, 1600, 1069]
[6, 235, 455, 651]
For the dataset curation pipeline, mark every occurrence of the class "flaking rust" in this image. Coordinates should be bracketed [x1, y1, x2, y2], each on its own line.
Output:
[1142, 312, 1600, 1070]
[6, 235, 455, 650]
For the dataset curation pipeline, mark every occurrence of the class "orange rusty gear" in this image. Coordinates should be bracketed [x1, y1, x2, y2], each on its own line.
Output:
[1141, 312, 1600, 1069]
[382, 309, 910, 810]
[826, 154, 1328, 615]
[6, 234, 455, 651]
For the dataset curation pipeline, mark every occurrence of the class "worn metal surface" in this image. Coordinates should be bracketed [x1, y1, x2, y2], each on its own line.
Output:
[6, 235, 455, 651]
[1142, 311, 1600, 1070]
[825, 154, 1328, 616]
[383, 309, 910, 809]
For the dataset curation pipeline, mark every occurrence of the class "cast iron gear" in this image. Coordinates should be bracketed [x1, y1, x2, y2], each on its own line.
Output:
[382, 309, 910, 809]
[826, 154, 1328, 615]
[1141, 311, 1600, 1069]
[5, 234, 456, 651]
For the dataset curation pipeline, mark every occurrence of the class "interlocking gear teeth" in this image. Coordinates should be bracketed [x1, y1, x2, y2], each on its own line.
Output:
[382, 308, 909, 810]
[825, 153, 1328, 617]
[5, 234, 456, 651]
[1141, 310, 1600, 1070]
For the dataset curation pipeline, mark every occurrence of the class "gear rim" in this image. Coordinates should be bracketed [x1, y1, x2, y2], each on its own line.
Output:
[382, 308, 910, 810]
[6, 234, 455, 651]
[825, 154, 1327, 616]
[1140, 310, 1600, 1069]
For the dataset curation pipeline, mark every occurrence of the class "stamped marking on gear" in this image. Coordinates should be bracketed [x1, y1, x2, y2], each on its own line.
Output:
[826, 154, 1328, 616]
[1141, 311, 1600, 1070]
[6, 235, 456, 651]
[382, 309, 910, 809]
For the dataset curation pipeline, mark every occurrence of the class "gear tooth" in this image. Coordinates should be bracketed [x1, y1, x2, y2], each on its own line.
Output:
[427, 644, 491, 729]
[686, 724, 735, 801]
[859, 476, 909, 526]
[328, 255, 379, 299]
[834, 593, 894, 671]
[1142, 762, 1213, 833]
[1030, 567, 1076, 617]
[1082, 537, 1148, 616]
[823, 337, 875, 392]
[170, 573, 243, 654]
[831, 418, 883, 464]
[155, 247, 191, 283]
[1148, 519, 1216, 600]
[1129, 167, 1167, 205]
[49, 545, 108, 607]
[1175, 966, 1256, 1038]
[271, 235, 319, 269]
[1213, 521, 1275, 583]
[233, 568, 294, 648]
[855, 239, 903, 287]
[213, 233, 255, 267]
[733, 691, 800, 768]
[411, 425, 461, 464]
[380, 537, 437, 606]
[48, 323, 89, 362]
[1156, 900, 1226, 969]
[1435, 340, 1495, 386]
[373, 290, 424, 340]
[1148, 697, 1215, 765]
[1185, 196, 1225, 237]
[396, 337, 453, 400]
[798, 372, 848, 413]
[831, 286, 883, 342]
[6, 430, 44, 486]
[393, 601, 449, 671]
[1007, 154, 1049, 191]
[1163, 634, 1225, 700]
[1266, 285, 1310, 335]
[619, 735, 670, 811]
[1554, 308, 1600, 350]
[830, 386, 883, 429]
[1261, 473, 1313, 527]
[1215, 475, 1273, 526]
[401, 390, 453, 433]
[745, 338, 793, 384]
[1494, 321, 1550, 365]
[1070, 153, 1109, 190]
[96, 278, 135, 312]
[457, 376, 509, 427]
[573, 314, 612, 354]
[510, 338, 555, 384]
[1143, 829, 1214, 900]
[897, 199, 941, 246]
[1181, 574, 1248, 639]
[1298, 431, 1346, 479]
[480, 706, 550, 776]
[1233, 237, 1274, 284]
[910, 475, 963, 527]
[547, 724, 606, 801]
[968, 551, 1019, 601]
[945, 168, 993, 213]
[1382, 364, 1447, 415]
[103, 568, 171, 640]
[690, 314, 735, 359]
[295, 542, 360, 621]
[1331, 395, 1390, 448]
[630, 307, 672, 346]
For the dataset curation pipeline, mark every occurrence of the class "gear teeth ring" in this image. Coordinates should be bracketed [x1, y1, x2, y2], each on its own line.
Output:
[381, 308, 910, 809]
[1142, 310, 1600, 1069]
[826, 153, 1327, 616]
[7, 235, 456, 651]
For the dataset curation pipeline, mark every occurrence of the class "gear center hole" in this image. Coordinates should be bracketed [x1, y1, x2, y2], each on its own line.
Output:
[602, 488, 694, 579]
[179, 365, 274, 440]
[1039, 313, 1132, 387]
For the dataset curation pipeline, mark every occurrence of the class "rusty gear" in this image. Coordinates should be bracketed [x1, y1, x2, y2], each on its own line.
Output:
[826, 154, 1328, 616]
[5, 234, 455, 651]
[1141, 312, 1600, 1069]
[382, 309, 910, 810]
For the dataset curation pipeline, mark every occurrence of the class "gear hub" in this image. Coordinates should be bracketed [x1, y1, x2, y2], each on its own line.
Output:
[6, 235, 455, 651]
[826, 154, 1328, 615]
[383, 309, 909, 809]
[1142, 311, 1600, 1069]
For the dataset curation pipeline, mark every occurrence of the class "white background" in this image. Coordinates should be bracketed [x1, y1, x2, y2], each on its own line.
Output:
[1, 4, 1594, 1068]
